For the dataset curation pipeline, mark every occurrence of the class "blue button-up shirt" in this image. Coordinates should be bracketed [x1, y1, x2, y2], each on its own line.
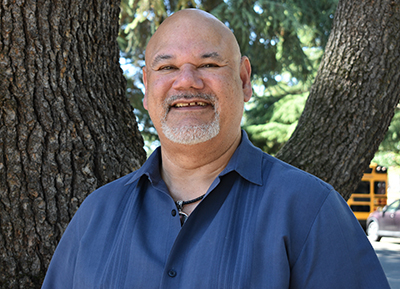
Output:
[42, 132, 389, 288]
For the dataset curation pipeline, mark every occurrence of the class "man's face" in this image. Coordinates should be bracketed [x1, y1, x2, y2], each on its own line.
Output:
[143, 11, 251, 145]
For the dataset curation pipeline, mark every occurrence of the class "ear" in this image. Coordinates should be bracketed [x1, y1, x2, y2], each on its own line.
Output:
[142, 66, 149, 110]
[239, 56, 252, 102]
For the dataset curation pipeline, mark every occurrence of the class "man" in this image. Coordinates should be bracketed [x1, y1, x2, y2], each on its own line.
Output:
[42, 9, 390, 288]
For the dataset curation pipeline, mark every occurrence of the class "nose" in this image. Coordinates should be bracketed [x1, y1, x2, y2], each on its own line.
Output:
[172, 64, 204, 90]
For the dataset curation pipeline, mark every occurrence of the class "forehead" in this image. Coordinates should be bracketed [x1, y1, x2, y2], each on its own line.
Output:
[145, 12, 240, 66]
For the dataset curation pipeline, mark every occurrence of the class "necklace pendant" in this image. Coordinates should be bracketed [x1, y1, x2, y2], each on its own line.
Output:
[176, 200, 184, 211]
[174, 194, 206, 226]
[179, 211, 188, 226]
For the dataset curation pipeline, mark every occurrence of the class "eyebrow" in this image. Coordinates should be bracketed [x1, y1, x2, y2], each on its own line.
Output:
[151, 54, 174, 68]
[201, 52, 222, 61]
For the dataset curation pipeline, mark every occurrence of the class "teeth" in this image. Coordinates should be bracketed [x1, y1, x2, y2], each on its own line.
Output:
[175, 102, 207, 108]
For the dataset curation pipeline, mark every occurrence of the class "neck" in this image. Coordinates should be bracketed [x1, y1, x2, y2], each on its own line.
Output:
[160, 132, 241, 205]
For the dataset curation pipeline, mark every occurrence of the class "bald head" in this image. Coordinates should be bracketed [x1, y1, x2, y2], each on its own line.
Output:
[145, 9, 241, 68]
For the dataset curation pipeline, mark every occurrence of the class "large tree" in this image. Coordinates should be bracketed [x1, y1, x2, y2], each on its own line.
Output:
[276, 0, 400, 200]
[0, 0, 399, 288]
[0, 0, 146, 287]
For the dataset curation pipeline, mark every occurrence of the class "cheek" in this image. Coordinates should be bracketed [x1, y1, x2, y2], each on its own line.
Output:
[153, 73, 174, 89]
[146, 103, 164, 130]
[214, 76, 243, 104]
[213, 72, 242, 92]
[143, 93, 149, 110]
[146, 73, 172, 94]
[145, 78, 171, 108]
[215, 77, 245, 123]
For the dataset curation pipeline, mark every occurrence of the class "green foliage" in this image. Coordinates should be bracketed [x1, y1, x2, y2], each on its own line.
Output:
[118, 0, 338, 151]
[373, 107, 400, 167]
[241, 18, 325, 154]
[244, 87, 308, 154]
[211, 0, 337, 86]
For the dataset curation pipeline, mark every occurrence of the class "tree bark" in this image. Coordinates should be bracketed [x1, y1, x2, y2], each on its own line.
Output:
[276, 0, 400, 201]
[0, 0, 146, 287]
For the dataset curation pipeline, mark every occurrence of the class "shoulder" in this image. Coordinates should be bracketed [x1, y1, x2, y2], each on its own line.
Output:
[261, 154, 334, 200]
[72, 171, 143, 227]
[253, 155, 360, 257]
[83, 171, 139, 206]
[254, 154, 347, 241]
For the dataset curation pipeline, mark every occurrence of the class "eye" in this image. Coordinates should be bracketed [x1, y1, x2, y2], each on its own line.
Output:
[200, 63, 219, 68]
[158, 65, 176, 71]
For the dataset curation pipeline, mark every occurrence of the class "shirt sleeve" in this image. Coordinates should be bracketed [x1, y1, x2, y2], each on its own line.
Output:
[289, 190, 390, 289]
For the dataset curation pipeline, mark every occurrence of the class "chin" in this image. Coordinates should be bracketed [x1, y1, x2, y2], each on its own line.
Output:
[161, 123, 220, 145]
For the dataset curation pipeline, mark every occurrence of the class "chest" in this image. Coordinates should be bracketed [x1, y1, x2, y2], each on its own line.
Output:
[74, 214, 291, 289]
[72, 180, 296, 289]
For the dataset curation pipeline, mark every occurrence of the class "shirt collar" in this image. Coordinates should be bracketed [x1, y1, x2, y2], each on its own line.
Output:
[220, 130, 263, 186]
[125, 147, 163, 186]
[125, 130, 264, 186]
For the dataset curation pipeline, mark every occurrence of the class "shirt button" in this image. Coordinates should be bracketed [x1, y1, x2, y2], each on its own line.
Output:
[168, 270, 177, 278]
[171, 209, 177, 217]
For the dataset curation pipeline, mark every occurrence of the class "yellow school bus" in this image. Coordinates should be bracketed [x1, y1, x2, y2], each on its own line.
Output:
[347, 163, 388, 229]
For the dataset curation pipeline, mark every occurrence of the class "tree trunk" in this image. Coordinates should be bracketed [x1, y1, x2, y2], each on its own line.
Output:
[0, 0, 146, 287]
[276, 0, 400, 200]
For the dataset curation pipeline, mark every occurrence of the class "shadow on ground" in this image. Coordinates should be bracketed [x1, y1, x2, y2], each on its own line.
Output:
[371, 237, 400, 289]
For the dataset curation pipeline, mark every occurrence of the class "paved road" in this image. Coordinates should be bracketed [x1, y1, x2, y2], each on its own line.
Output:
[370, 237, 400, 289]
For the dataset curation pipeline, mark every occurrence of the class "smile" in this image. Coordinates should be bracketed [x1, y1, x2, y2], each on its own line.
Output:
[174, 101, 208, 108]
